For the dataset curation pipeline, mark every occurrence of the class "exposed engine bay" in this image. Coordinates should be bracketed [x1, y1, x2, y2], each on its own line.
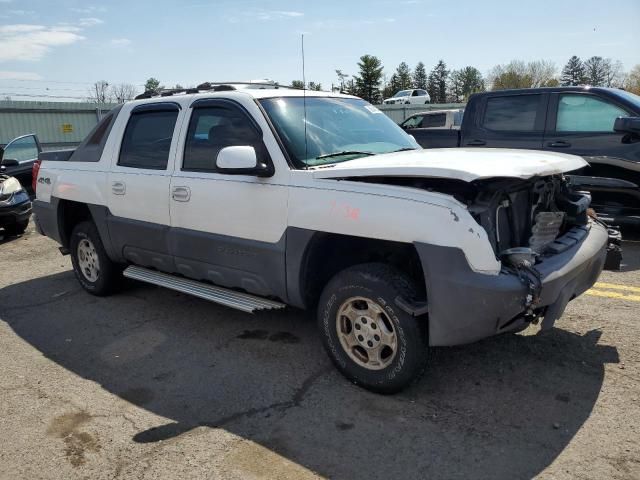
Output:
[352, 174, 597, 318]
[353, 174, 591, 259]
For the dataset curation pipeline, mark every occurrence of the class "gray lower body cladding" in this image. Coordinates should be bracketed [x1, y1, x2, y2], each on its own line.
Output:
[416, 221, 608, 347]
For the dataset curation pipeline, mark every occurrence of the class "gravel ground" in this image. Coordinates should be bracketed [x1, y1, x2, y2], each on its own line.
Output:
[0, 223, 638, 480]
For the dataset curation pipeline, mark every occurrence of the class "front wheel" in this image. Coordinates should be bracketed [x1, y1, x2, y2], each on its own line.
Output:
[317, 263, 428, 394]
[70, 221, 121, 296]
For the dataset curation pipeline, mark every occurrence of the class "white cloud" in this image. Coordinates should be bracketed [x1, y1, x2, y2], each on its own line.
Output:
[312, 18, 396, 29]
[227, 10, 304, 22]
[70, 6, 106, 14]
[110, 38, 131, 47]
[9, 9, 35, 15]
[0, 70, 43, 80]
[0, 24, 85, 62]
[78, 17, 104, 27]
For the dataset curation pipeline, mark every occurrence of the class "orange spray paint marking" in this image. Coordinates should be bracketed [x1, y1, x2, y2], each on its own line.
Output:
[330, 200, 360, 221]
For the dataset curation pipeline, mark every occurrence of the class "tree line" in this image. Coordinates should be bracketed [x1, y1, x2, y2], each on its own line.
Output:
[333, 55, 640, 104]
[87, 58, 640, 105]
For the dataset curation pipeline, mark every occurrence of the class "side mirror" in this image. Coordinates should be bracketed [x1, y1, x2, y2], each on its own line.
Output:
[0, 158, 19, 167]
[215, 146, 272, 177]
[614, 116, 640, 134]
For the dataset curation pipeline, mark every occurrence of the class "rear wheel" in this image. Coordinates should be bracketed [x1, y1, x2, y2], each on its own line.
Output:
[317, 263, 428, 394]
[70, 221, 121, 296]
[3, 219, 29, 236]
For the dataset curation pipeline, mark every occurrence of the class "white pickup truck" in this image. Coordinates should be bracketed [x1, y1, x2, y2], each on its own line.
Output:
[33, 86, 608, 393]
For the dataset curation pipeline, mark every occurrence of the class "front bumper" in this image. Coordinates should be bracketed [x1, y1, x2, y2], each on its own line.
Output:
[415, 221, 608, 346]
[0, 199, 32, 227]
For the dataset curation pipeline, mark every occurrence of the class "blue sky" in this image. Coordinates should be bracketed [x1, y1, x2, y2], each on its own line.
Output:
[0, 0, 638, 100]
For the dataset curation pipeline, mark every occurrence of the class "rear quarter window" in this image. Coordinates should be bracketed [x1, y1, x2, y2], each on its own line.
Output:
[68, 104, 123, 163]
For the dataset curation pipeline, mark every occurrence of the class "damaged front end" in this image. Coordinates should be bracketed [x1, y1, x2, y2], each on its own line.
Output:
[355, 173, 611, 343]
[467, 175, 593, 326]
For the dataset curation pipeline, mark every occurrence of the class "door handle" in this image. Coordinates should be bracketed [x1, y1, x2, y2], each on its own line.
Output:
[547, 141, 571, 148]
[172, 186, 191, 202]
[111, 181, 126, 195]
[466, 139, 486, 146]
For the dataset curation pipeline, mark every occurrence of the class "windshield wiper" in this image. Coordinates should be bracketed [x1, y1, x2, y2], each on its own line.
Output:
[315, 150, 375, 160]
[389, 147, 417, 153]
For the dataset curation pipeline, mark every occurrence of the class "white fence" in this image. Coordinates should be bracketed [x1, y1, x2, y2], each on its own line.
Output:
[377, 103, 466, 124]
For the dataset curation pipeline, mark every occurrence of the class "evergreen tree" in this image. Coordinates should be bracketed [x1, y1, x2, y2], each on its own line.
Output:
[291, 80, 305, 89]
[448, 66, 485, 101]
[413, 62, 428, 89]
[335, 70, 349, 92]
[427, 60, 449, 103]
[354, 54, 384, 103]
[144, 77, 161, 92]
[383, 73, 401, 99]
[560, 56, 586, 86]
[345, 78, 358, 96]
[395, 62, 413, 90]
[584, 56, 607, 86]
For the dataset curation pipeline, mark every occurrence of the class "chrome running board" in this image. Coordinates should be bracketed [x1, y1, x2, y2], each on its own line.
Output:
[123, 265, 286, 313]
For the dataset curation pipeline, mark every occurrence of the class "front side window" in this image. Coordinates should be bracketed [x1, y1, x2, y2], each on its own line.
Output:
[183, 106, 264, 172]
[118, 110, 178, 169]
[422, 113, 446, 128]
[556, 94, 629, 132]
[483, 95, 542, 132]
[260, 97, 417, 168]
[3, 135, 38, 162]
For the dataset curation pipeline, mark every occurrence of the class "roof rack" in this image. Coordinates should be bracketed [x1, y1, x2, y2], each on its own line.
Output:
[134, 80, 301, 100]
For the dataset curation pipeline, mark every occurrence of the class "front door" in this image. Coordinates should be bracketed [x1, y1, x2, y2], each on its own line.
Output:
[168, 98, 289, 298]
[543, 92, 640, 219]
[107, 102, 182, 271]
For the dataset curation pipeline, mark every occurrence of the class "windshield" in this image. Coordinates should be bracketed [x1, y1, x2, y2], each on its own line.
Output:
[394, 90, 410, 97]
[260, 97, 418, 167]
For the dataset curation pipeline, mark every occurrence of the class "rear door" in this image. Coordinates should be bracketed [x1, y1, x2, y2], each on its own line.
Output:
[463, 93, 547, 148]
[107, 102, 183, 271]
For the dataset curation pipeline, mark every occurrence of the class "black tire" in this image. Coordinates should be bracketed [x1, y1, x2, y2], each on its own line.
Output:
[69, 221, 121, 296]
[4, 219, 29, 236]
[317, 263, 428, 394]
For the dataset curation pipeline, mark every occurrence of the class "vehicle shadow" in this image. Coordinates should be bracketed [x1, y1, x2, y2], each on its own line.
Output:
[0, 271, 619, 480]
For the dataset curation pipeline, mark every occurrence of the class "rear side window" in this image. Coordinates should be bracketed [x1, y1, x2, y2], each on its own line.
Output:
[556, 94, 629, 132]
[483, 95, 542, 131]
[422, 113, 446, 128]
[118, 110, 178, 169]
[183, 106, 264, 172]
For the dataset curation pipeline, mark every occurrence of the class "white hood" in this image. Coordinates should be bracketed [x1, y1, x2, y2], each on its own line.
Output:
[311, 148, 587, 183]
